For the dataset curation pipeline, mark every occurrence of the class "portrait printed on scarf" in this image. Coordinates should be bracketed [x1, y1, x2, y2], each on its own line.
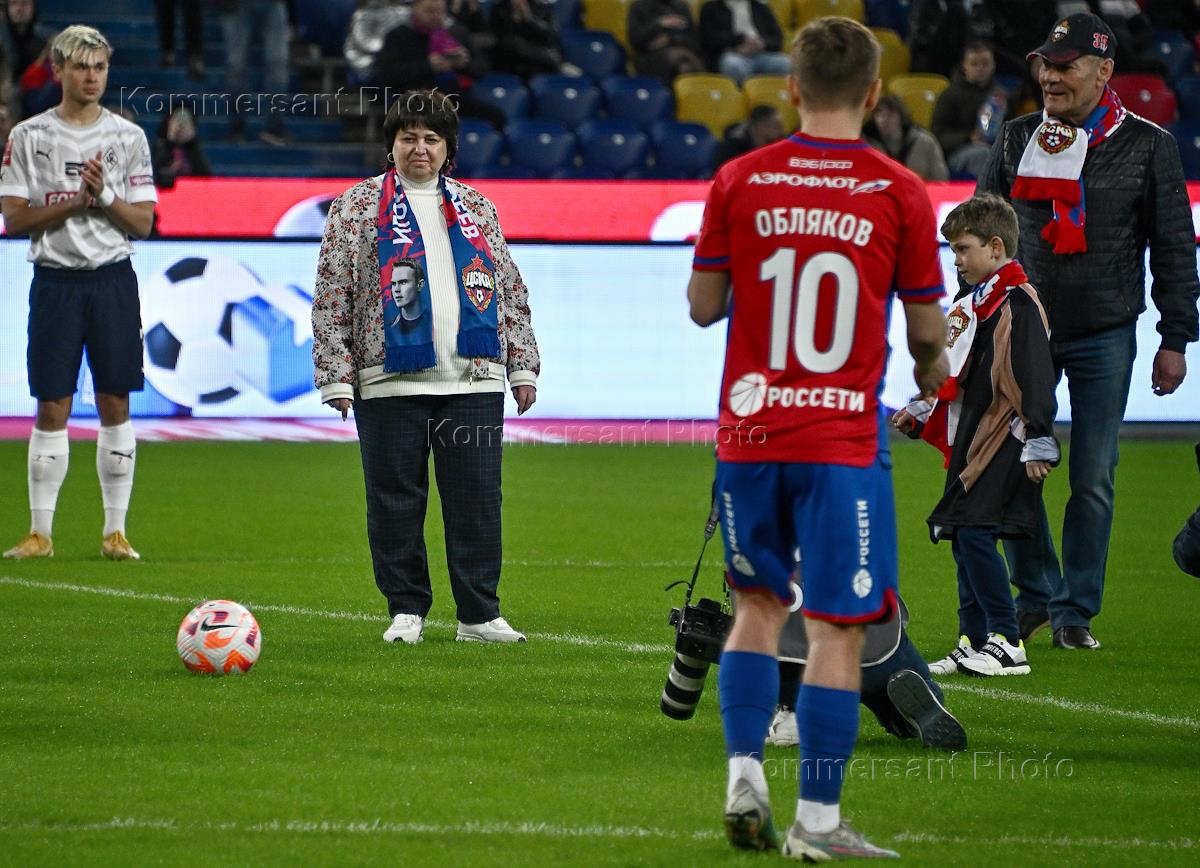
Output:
[389, 258, 427, 328]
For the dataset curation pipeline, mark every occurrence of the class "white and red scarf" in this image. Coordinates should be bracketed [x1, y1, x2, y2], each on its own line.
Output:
[1011, 85, 1126, 254]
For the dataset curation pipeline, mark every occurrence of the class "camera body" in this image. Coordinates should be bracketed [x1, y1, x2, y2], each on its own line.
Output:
[661, 597, 733, 720]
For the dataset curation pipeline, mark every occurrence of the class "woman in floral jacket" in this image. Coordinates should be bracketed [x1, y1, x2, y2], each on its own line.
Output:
[311, 90, 540, 646]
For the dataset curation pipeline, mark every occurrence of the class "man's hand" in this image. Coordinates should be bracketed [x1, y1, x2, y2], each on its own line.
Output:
[512, 384, 536, 415]
[328, 398, 351, 421]
[891, 408, 917, 434]
[81, 150, 105, 200]
[1151, 348, 1186, 395]
[914, 351, 950, 399]
[1025, 460, 1053, 482]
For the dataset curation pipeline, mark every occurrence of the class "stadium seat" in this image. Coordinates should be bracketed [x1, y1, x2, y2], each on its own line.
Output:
[474, 163, 539, 179]
[577, 119, 651, 176]
[1171, 122, 1200, 179]
[650, 121, 717, 178]
[553, 0, 584, 31]
[742, 75, 799, 132]
[1150, 30, 1196, 83]
[794, 0, 864, 29]
[768, 0, 793, 36]
[887, 73, 949, 129]
[1175, 76, 1200, 122]
[550, 165, 618, 179]
[871, 27, 910, 87]
[582, 0, 635, 49]
[473, 74, 532, 120]
[602, 75, 673, 128]
[561, 30, 627, 80]
[1111, 73, 1178, 126]
[293, 0, 356, 57]
[455, 120, 506, 177]
[864, 0, 910, 33]
[529, 74, 604, 127]
[505, 119, 579, 175]
[673, 73, 747, 138]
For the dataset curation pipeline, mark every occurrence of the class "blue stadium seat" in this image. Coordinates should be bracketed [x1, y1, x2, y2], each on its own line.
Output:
[1172, 122, 1200, 179]
[1177, 76, 1200, 122]
[561, 30, 627, 81]
[649, 121, 716, 179]
[864, 0, 911, 33]
[529, 75, 604, 127]
[577, 120, 651, 176]
[505, 120, 578, 175]
[456, 120, 507, 177]
[550, 165, 617, 179]
[475, 163, 539, 179]
[602, 75, 673, 129]
[553, 0, 584, 31]
[473, 74, 533, 120]
[1150, 31, 1197, 84]
[294, 0, 356, 57]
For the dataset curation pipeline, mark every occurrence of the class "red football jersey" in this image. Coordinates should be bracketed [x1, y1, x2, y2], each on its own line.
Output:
[694, 133, 944, 465]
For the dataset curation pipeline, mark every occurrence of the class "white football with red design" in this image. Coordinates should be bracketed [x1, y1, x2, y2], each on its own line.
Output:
[177, 600, 262, 675]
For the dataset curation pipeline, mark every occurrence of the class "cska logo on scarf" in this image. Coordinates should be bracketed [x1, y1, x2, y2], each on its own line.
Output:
[1037, 122, 1077, 155]
[461, 254, 495, 312]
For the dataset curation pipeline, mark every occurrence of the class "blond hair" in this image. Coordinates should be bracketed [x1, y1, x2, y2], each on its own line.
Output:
[941, 193, 1019, 257]
[51, 25, 112, 68]
[791, 17, 880, 111]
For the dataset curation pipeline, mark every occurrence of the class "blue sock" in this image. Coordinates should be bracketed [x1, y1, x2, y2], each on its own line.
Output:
[718, 650, 778, 759]
[797, 684, 860, 805]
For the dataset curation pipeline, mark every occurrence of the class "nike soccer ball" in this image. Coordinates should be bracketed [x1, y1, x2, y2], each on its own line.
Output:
[177, 600, 262, 675]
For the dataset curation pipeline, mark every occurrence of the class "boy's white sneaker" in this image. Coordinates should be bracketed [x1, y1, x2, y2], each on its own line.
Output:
[928, 635, 982, 675]
[383, 614, 424, 644]
[959, 633, 1030, 676]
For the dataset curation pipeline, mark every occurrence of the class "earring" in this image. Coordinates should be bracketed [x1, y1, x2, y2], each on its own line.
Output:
[386, 153, 395, 164]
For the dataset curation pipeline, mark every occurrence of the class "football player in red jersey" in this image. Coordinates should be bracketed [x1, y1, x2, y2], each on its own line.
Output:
[688, 16, 949, 861]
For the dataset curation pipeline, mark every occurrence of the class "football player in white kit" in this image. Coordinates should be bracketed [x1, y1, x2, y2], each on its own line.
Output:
[1, 25, 157, 561]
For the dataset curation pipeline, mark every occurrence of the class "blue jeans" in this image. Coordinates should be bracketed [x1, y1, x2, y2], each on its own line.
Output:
[1003, 322, 1137, 628]
[952, 526, 1018, 644]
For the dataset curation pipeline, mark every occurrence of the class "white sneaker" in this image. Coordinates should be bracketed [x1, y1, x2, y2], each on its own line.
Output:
[958, 632, 1030, 676]
[456, 616, 526, 643]
[383, 613, 424, 644]
[766, 706, 799, 747]
[928, 635, 983, 676]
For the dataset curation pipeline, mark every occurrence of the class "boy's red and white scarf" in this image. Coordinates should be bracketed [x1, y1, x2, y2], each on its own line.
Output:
[1011, 86, 1126, 254]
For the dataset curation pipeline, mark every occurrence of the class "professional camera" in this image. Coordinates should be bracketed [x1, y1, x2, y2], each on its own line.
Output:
[660, 596, 733, 720]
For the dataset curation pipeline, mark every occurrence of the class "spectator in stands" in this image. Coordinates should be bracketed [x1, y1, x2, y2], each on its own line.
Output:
[374, 0, 507, 129]
[932, 41, 1007, 179]
[712, 103, 784, 169]
[154, 0, 206, 79]
[490, 0, 582, 81]
[0, 0, 50, 89]
[864, 93, 949, 181]
[219, 0, 291, 145]
[16, 36, 55, 119]
[343, 0, 410, 85]
[698, 0, 790, 85]
[908, 0, 997, 79]
[152, 105, 212, 189]
[628, 0, 705, 86]
[448, 0, 497, 69]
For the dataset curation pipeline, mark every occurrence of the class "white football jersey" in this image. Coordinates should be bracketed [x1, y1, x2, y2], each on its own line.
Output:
[0, 107, 158, 269]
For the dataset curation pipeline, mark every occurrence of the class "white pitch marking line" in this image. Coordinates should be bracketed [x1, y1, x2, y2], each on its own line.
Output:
[4, 576, 1198, 732]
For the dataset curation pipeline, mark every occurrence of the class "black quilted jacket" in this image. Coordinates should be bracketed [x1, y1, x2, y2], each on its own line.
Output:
[975, 111, 1199, 352]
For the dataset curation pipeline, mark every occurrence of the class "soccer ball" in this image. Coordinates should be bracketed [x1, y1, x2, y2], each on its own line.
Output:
[142, 255, 264, 408]
[176, 600, 262, 675]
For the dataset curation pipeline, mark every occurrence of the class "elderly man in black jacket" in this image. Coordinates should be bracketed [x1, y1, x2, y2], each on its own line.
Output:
[976, 12, 1200, 651]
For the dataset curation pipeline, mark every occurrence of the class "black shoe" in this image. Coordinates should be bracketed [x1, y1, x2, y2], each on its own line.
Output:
[1017, 607, 1051, 641]
[886, 669, 967, 750]
[1052, 626, 1101, 649]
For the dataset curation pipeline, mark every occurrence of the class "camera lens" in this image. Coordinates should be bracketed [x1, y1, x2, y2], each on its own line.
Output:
[660, 653, 711, 720]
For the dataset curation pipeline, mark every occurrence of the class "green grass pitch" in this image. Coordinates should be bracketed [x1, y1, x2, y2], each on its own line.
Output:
[1, 436, 1198, 866]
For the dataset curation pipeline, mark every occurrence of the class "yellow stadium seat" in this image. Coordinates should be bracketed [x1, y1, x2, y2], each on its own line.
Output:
[887, 73, 949, 129]
[742, 75, 799, 131]
[674, 73, 748, 138]
[767, 0, 793, 35]
[583, 0, 636, 50]
[793, 0, 865, 28]
[870, 27, 910, 87]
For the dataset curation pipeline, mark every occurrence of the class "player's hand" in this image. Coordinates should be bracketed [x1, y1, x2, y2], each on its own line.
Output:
[69, 188, 93, 213]
[1025, 460, 1052, 482]
[1151, 348, 1186, 395]
[512, 385, 536, 415]
[328, 398, 351, 421]
[914, 351, 950, 399]
[82, 150, 105, 199]
[891, 409, 916, 433]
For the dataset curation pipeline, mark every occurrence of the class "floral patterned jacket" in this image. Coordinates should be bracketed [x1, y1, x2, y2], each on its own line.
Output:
[311, 174, 540, 396]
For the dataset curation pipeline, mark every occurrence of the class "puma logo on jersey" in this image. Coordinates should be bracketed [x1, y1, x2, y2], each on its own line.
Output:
[35, 148, 51, 160]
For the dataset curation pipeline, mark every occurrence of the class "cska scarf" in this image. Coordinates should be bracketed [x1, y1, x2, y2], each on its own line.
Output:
[904, 260, 1030, 465]
[376, 169, 500, 373]
[1011, 85, 1126, 254]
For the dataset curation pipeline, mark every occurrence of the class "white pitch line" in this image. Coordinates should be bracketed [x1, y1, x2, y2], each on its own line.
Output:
[941, 682, 1200, 732]
[892, 831, 1197, 851]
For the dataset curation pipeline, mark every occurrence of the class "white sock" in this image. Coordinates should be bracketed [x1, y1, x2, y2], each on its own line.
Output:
[727, 755, 767, 800]
[28, 428, 69, 537]
[797, 799, 840, 835]
[96, 421, 136, 536]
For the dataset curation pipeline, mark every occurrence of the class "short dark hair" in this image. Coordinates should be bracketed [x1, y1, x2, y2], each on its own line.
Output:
[941, 193, 1019, 257]
[382, 90, 459, 174]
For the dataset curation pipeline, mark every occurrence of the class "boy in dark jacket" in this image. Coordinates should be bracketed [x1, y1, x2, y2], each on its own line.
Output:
[894, 193, 1059, 677]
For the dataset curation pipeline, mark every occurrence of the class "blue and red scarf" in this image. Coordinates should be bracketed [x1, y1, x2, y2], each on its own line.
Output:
[376, 169, 500, 373]
[1011, 85, 1126, 254]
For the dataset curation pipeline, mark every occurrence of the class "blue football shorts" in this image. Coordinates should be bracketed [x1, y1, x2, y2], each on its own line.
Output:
[27, 259, 145, 400]
[715, 455, 899, 623]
